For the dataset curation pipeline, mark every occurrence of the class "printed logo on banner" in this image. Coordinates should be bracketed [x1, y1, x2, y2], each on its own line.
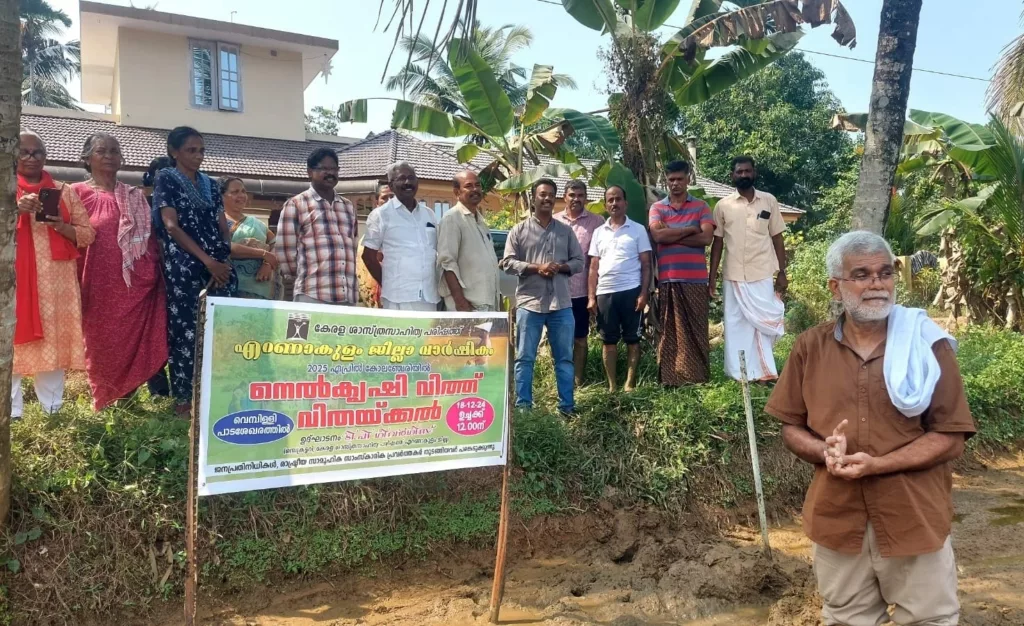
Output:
[213, 410, 294, 445]
[286, 313, 310, 341]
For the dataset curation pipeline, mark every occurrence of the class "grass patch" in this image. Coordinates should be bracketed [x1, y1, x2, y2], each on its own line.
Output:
[1, 326, 1022, 623]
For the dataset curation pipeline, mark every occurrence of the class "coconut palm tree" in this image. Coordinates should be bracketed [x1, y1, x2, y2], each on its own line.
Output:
[987, 5, 1024, 133]
[0, 0, 22, 526]
[385, 23, 576, 117]
[850, 0, 924, 234]
[21, 0, 81, 109]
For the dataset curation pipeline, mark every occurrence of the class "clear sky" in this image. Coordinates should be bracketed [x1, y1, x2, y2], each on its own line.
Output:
[49, 0, 1021, 138]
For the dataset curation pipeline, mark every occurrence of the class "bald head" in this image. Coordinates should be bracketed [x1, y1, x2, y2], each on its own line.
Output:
[454, 170, 483, 212]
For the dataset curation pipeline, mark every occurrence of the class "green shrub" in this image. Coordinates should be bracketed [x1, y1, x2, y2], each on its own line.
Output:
[2, 323, 1023, 623]
[786, 239, 832, 331]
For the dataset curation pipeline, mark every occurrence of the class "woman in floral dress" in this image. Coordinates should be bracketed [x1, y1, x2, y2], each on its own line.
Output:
[151, 126, 237, 415]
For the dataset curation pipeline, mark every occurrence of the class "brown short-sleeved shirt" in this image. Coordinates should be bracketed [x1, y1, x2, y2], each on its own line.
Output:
[765, 319, 976, 557]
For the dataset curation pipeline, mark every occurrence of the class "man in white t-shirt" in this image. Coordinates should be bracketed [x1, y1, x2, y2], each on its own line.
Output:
[362, 162, 440, 311]
[587, 185, 653, 392]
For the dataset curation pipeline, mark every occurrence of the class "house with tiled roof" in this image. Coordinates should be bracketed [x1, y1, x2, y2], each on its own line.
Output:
[25, 1, 802, 230]
[24, 2, 364, 223]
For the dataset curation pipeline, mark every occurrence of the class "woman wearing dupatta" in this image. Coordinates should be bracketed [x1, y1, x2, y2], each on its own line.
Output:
[151, 127, 237, 415]
[73, 133, 169, 410]
[12, 130, 96, 419]
[219, 177, 281, 299]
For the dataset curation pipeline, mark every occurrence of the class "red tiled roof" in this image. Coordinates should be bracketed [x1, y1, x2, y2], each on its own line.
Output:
[21, 112, 355, 180]
[336, 130, 480, 181]
[21, 112, 802, 215]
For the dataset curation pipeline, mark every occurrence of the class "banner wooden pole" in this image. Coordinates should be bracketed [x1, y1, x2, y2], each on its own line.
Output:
[738, 350, 773, 561]
[184, 289, 210, 625]
[488, 306, 516, 623]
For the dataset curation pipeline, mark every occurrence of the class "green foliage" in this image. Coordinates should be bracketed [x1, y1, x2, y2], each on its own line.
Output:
[956, 328, 1024, 445]
[21, 0, 82, 109]
[785, 239, 832, 333]
[897, 267, 941, 311]
[0, 586, 11, 626]
[914, 118, 1024, 329]
[385, 23, 542, 116]
[683, 53, 857, 209]
[339, 37, 616, 200]
[304, 105, 341, 135]
[5, 312, 1024, 623]
[674, 32, 805, 106]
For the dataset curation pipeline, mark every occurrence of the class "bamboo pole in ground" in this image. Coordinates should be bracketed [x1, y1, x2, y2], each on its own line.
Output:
[185, 285, 212, 625]
[489, 306, 516, 623]
[738, 350, 773, 561]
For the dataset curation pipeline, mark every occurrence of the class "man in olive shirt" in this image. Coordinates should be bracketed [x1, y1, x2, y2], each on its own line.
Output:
[766, 232, 975, 626]
[500, 178, 584, 414]
[437, 170, 500, 311]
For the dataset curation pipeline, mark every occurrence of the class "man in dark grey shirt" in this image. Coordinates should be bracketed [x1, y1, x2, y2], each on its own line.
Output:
[501, 178, 585, 414]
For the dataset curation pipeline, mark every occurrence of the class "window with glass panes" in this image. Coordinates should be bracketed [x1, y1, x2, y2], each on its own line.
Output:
[189, 40, 242, 112]
[218, 44, 241, 111]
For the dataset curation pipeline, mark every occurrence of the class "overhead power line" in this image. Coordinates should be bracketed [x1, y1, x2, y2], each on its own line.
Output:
[532, 0, 992, 83]
[797, 48, 990, 83]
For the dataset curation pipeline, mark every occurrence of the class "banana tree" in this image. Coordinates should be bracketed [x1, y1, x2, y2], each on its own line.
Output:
[914, 118, 1024, 329]
[833, 110, 998, 198]
[835, 110, 1024, 328]
[338, 38, 625, 218]
[560, 0, 857, 193]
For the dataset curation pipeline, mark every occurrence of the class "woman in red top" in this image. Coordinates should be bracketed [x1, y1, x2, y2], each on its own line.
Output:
[73, 133, 168, 410]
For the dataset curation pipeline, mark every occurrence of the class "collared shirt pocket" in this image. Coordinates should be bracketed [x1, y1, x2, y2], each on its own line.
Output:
[426, 221, 438, 249]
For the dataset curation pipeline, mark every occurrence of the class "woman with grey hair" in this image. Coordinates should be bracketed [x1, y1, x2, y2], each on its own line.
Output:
[72, 133, 169, 410]
[13, 129, 95, 419]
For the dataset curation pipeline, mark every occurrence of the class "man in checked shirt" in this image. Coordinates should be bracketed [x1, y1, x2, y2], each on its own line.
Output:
[276, 148, 359, 305]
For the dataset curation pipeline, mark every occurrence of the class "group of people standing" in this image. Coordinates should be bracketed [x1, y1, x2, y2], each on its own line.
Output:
[497, 157, 790, 415]
[13, 120, 784, 421]
[13, 126, 243, 418]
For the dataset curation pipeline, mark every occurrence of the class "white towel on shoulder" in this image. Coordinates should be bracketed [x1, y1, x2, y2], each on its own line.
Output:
[883, 305, 957, 417]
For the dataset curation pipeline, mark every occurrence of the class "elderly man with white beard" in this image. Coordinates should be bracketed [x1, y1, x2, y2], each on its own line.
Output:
[765, 231, 976, 626]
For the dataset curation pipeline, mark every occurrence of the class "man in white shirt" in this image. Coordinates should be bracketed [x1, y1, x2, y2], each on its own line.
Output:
[587, 185, 653, 393]
[362, 162, 440, 311]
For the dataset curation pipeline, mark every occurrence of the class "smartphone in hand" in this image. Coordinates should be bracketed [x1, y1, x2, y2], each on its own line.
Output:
[37, 188, 61, 222]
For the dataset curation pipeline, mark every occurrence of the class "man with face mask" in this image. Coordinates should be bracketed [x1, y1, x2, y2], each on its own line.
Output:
[766, 231, 974, 626]
[437, 170, 500, 311]
[362, 161, 440, 311]
[708, 155, 788, 382]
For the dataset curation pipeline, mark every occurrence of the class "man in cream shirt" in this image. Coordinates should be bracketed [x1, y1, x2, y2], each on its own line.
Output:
[437, 170, 500, 311]
[362, 162, 440, 311]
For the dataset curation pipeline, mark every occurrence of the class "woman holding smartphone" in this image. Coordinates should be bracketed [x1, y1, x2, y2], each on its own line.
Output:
[13, 129, 95, 420]
[151, 126, 237, 416]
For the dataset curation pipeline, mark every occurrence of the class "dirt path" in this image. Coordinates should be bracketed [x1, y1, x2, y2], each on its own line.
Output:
[161, 454, 1024, 626]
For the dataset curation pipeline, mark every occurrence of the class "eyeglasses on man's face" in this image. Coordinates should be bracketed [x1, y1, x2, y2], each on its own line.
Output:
[838, 270, 896, 286]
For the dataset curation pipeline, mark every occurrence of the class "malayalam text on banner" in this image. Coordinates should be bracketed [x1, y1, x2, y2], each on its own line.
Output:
[196, 298, 510, 496]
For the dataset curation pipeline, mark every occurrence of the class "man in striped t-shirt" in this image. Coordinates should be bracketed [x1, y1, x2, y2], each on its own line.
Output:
[648, 160, 715, 385]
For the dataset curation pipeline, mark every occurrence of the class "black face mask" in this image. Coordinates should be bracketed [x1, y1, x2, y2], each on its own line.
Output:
[735, 176, 755, 190]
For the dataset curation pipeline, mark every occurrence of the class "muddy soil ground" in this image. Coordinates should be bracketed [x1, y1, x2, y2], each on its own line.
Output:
[155, 454, 1024, 626]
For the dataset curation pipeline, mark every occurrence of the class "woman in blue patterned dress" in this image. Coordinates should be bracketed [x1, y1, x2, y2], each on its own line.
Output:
[151, 126, 237, 415]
